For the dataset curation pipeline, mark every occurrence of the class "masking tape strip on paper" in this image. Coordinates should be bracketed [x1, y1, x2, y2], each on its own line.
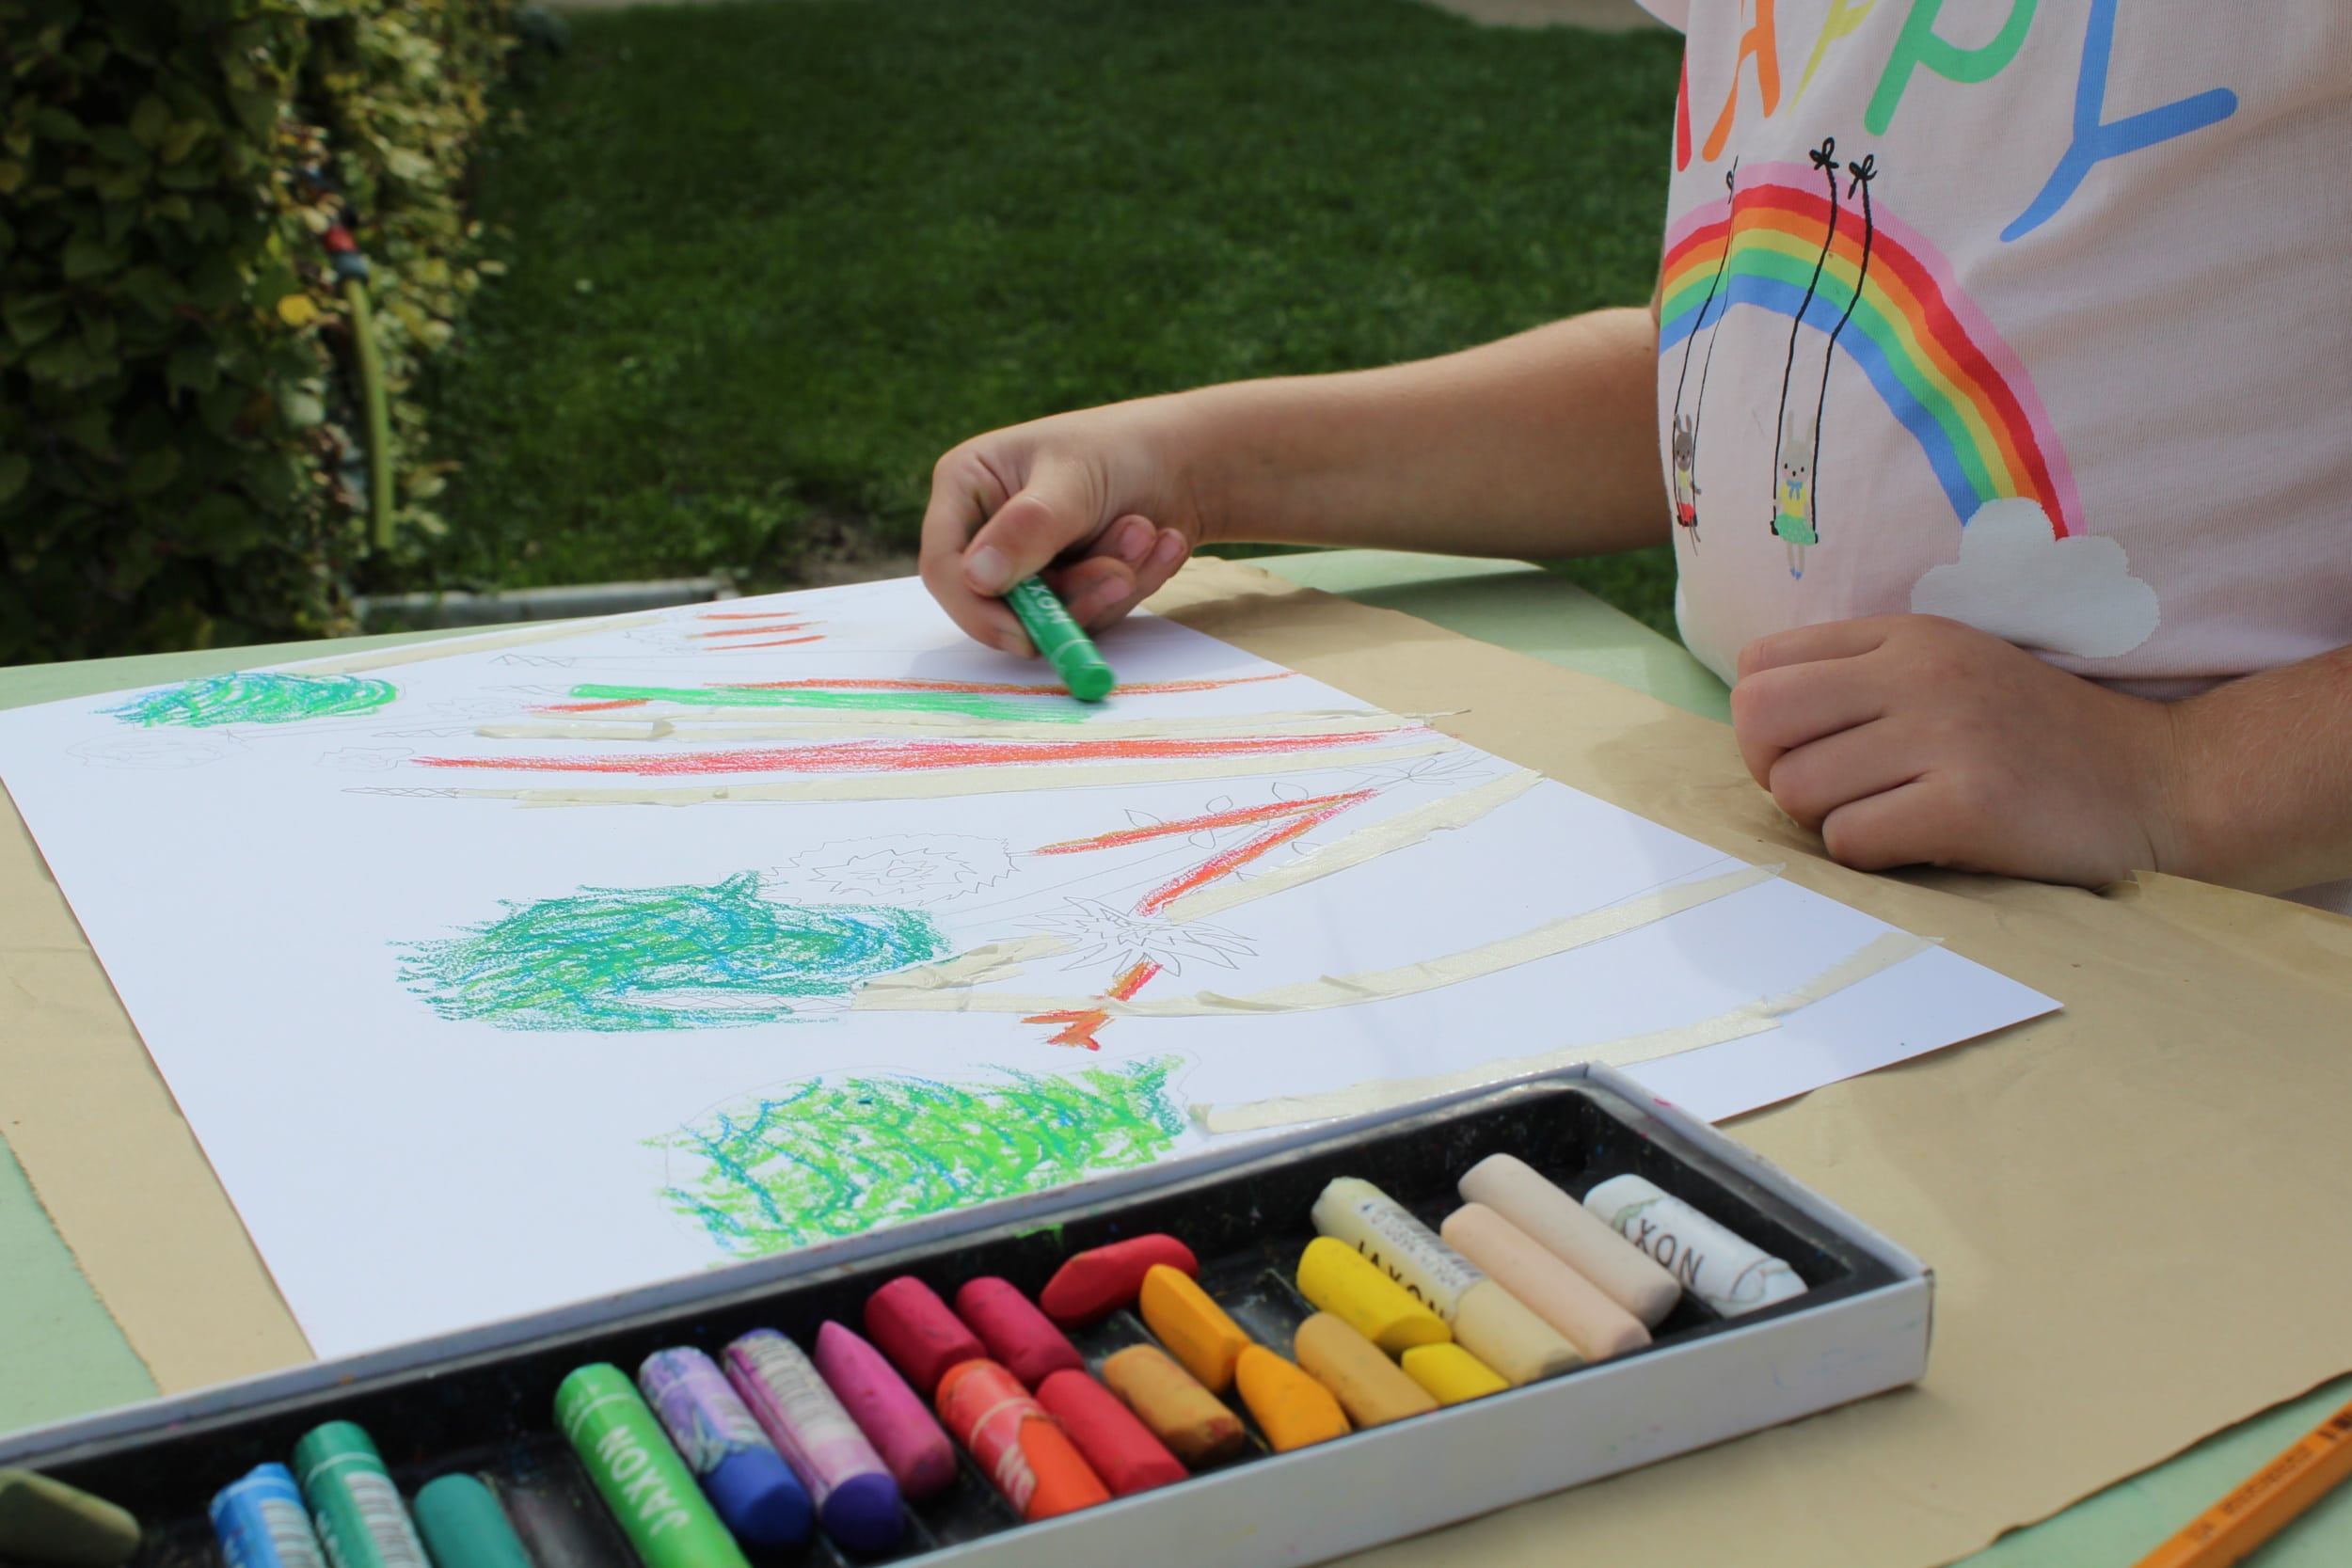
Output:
[1190, 928, 1938, 1133]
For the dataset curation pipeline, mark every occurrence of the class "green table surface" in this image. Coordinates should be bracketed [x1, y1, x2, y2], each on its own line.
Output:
[2, 549, 2344, 1565]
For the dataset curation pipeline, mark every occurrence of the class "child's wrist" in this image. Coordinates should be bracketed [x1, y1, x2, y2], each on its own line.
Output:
[2143, 691, 2248, 890]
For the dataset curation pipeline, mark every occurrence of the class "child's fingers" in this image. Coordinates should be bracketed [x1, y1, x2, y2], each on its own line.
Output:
[958, 461, 1108, 599]
[1067, 528, 1191, 631]
[1736, 617, 1894, 680]
[920, 447, 1027, 652]
[1762, 720, 1919, 832]
[1043, 554, 1144, 629]
[1819, 779, 1961, 873]
[1730, 661, 1886, 785]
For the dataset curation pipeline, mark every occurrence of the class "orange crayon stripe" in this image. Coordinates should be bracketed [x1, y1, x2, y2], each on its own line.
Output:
[2135, 1400, 2352, 1568]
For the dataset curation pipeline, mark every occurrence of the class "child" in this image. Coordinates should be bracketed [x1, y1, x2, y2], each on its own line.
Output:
[917, 2, 2352, 910]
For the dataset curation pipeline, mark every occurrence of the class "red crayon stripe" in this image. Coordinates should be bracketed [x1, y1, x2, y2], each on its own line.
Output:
[699, 610, 822, 621]
[417, 729, 1397, 778]
[691, 624, 815, 640]
[1033, 788, 1375, 855]
[1134, 797, 1363, 916]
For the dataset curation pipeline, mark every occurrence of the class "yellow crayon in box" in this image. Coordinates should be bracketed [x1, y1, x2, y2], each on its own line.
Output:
[1401, 1343, 1509, 1406]
[1297, 1236, 1452, 1355]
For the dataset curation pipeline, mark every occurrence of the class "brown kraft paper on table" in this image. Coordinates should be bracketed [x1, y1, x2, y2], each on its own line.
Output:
[4, 558, 2350, 1568]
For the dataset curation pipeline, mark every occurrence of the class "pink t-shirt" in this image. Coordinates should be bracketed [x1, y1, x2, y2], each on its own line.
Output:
[1638, 1, 2352, 701]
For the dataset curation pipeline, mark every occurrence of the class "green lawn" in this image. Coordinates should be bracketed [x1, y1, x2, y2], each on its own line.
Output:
[412, 0, 1684, 633]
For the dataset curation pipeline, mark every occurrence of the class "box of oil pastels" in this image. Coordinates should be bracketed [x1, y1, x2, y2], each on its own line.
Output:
[0, 1067, 1931, 1568]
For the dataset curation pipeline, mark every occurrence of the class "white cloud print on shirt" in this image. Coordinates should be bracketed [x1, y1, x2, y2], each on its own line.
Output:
[1909, 499, 2159, 660]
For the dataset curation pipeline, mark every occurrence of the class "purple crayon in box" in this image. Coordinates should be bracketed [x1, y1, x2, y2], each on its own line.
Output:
[635, 1347, 812, 1547]
[725, 1328, 906, 1556]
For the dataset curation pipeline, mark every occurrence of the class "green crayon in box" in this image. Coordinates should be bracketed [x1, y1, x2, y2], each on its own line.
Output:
[290, 1422, 428, 1568]
[554, 1365, 750, 1568]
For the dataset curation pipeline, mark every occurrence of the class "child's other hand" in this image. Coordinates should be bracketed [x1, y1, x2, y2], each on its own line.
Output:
[920, 404, 1200, 656]
[1730, 614, 2186, 887]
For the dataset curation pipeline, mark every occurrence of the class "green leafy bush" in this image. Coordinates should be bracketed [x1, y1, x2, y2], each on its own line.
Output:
[0, 0, 513, 663]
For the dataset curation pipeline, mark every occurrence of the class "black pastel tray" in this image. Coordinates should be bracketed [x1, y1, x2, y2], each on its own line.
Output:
[4, 1074, 1907, 1568]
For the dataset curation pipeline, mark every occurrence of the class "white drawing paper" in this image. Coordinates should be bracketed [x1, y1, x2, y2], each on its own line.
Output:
[0, 578, 2054, 1356]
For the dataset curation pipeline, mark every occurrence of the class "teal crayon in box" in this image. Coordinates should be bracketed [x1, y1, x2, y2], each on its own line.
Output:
[1005, 577, 1116, 702]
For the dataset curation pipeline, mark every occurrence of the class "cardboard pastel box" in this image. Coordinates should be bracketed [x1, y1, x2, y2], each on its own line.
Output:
[0, 1067, 1931, 1567]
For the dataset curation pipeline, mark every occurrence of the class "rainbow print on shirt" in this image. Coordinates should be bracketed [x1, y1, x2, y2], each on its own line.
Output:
[1659, 161, 2084, 545]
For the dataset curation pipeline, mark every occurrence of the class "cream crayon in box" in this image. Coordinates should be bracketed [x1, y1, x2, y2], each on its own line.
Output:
[0, 1069, 1932, 1568]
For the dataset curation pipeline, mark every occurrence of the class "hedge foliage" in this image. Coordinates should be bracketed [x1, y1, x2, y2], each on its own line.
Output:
[0, 0, 514, 663]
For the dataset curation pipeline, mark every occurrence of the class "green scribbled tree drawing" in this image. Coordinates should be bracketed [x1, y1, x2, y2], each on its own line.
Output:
[106, 673, 398, 727]
[398, 872, 949, 1031]
[655, 1056, 1188, 1257]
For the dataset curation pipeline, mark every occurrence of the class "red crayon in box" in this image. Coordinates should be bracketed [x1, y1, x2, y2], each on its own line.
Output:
[954, 1277, 1084, 1389]
[864, 1276, 985, 1398]
[1039, 1235, 1200, 1328]
[1036, 1370, 1187, 1497]
[936, 1359, 1110, 1522]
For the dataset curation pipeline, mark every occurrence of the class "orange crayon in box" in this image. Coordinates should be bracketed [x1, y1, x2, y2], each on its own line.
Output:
[934, 1359, 1109, 1523]
[2134, 1397, 2352, 1568]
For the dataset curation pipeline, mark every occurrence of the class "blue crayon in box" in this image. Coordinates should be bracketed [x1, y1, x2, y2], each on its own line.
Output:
[209, 1464, 327, 1568]
[637, 1347, 813, 1547]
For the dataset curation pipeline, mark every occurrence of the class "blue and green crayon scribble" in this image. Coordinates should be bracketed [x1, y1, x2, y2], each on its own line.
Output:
[398, 871, 949, 1031]
[656, 1056, 1187, 1258]
[106, 673, 397, 727]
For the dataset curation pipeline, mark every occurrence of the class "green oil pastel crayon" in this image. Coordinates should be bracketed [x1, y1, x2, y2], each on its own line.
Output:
[410, 1477, 531, 1568]
[291, 1422, 429, 1568]
[554, 1365, 750, 1568]
[1005, 577, 1116, 702]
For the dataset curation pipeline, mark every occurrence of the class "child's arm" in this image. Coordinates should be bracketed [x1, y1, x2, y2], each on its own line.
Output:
[918, 308, 1664, 655]
[1733, 616, 2352, 895]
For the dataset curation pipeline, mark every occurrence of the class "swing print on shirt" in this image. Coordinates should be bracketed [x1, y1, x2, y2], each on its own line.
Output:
[1766, 139, 1877, 578]
[1656, 149, 2083, 562]
[1666, 161, 1737, 546]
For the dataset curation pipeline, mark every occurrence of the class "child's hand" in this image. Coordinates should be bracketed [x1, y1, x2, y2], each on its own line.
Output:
[921, 404, 1200, 656]
[1730, 615, 2187, 887]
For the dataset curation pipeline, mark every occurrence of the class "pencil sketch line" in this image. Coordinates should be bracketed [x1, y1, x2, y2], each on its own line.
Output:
[297, 614, 666, 675]
[852, 863, 1776, 1019]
